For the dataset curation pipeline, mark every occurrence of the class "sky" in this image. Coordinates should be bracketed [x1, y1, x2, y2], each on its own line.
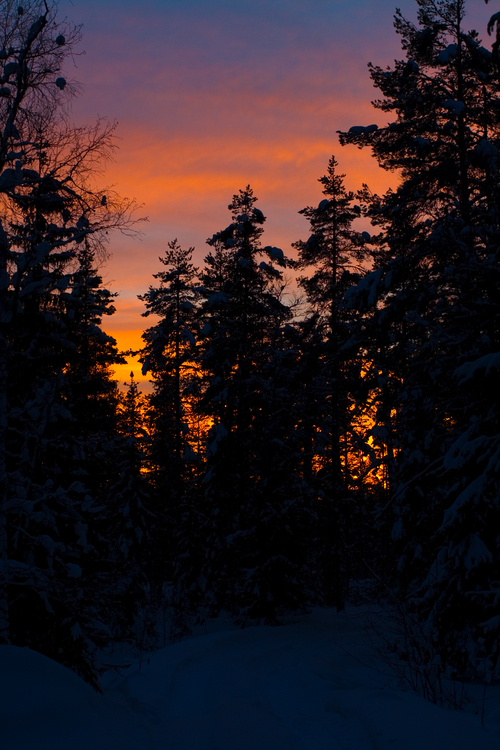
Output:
[57, 0, 494, 387]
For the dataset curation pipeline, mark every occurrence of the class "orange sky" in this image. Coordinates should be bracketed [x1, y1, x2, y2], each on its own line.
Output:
[101, 136, 396, 388]
[59, 0, 494, 389]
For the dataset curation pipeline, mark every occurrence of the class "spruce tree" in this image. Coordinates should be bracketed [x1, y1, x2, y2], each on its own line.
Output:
[338, 0, 500, 678]
[138, 239, 200, 601]
[139, 239, 199, 489]
[0, 0, 140, 683]
[293, 156, 372, 610]
[107, 372, 153, 645]
[65, 242, 123, 434]
[178, 186, 306, 623]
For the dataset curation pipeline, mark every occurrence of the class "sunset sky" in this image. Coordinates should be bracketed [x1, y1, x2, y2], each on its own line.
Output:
[58, 0, 493, 388]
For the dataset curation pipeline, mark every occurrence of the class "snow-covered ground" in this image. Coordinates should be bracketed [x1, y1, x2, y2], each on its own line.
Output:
[2, 607, 500, 749]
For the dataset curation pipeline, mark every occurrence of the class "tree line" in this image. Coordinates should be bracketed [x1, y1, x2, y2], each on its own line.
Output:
[1, 0, 500, 692]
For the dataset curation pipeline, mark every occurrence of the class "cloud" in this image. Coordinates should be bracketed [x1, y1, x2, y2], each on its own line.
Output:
[59, 0, 494, 366]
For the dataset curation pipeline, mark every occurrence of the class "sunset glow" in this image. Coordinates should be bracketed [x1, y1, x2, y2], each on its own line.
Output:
[57, 0, 493, 385]
[6, 0, 500, 723]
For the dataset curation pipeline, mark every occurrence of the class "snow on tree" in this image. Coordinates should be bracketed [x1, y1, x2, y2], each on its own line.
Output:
[171, 186, 314, 625]
[292, 156, 374, 610]
[139, 239, 200, 491]
[106, 372, 155, 646]
[338, 0, 500, 679]
[64, 241, 124, 432]
[138, 239, 201, 608]
[0, 0, 142, 684]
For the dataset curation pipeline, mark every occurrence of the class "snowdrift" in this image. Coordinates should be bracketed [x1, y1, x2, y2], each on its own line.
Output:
[2, 608, 499, 750]
[0, 645, 146, 750]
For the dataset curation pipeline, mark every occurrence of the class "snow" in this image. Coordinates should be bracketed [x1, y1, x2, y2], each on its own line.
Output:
[207, 291, 228, 305]
[35, 241, 51, 262]
[475, 139, 499, 161]
[464, 533, 493, 571]
[488, 11, 500, 35]
[27, 17, 46, 42]
[66, 563, 82, 578]
[345, 268, 382, 308]
[391, 518, 404, 540]
[207, 421, 228, 455]
[270, 246, 285, 263]
[2, 607, 499, 750]
[437, 44, 457, 64]
[0, 167, 21, 189]
[2, 61, 18, 79]
[259, 260, 282, 277]
[0, 645, 145, 750]
[413, 136, 430, 147]
[348, 124, 378, 135]
[441, 440, 500, 526]
[455, 351, 500, 382]
[183, 445, 198, 460]
[443, 99, 465, 115]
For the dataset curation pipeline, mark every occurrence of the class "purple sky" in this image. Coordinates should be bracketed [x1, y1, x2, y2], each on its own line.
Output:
[58, 0, 494, 384]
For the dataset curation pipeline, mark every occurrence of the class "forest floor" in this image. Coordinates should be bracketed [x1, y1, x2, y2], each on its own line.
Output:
[2, 606, 500, 749]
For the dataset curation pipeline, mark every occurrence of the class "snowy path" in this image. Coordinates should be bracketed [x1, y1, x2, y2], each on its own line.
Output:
[106, 608, 498, 750]
[2, 607, 499, 749]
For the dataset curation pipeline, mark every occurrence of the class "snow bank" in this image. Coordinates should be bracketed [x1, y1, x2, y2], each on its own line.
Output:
[106, 608, 498, 750]
[0, 646, 148, 750]
[3, 608, 499, 749]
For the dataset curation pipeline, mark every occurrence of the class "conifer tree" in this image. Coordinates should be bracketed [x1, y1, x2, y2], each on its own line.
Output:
[107, 372, 153, 644]
[0, 0, 140, 683]
[138, 239, 200, 600]
[65, 242, 123, 433]
[139, 239, 199, 490]
[338, 0, 500, 678]
[245, 318, 319, 621]
[178, 186, 306, 623]
[293, 156, 371, 609]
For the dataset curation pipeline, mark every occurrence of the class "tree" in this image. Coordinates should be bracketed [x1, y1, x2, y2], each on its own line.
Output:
[138, 239, 201, 606]
[64, 241, 124, 434]
[0, 0, 141, 684]
[139, 239, 199, 492]
[485, 0, 500, 60]
[293, 156, 372, 610]
[338, 0, 500, 679]
[107, 372, 154, 646]
[174, 186, 308, 623]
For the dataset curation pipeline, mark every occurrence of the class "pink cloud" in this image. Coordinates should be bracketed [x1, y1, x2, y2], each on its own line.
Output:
[60, 0, 495, 386]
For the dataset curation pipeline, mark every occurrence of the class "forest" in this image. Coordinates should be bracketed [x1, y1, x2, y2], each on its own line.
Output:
[1, 0, 500, 702]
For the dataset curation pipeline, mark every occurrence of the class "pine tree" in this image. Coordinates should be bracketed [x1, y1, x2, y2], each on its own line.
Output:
[176, 186, 304, 623]
[338, 0, 500, 678]
[0, 0, 141, 684]
[244, 318, 318, 621]
[139, 239, 199, 489]
[107, 372, 154, 645]
[293, 156, 372, 610]
[65, 242, 123, 433]
[138, 239, 200, 604]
